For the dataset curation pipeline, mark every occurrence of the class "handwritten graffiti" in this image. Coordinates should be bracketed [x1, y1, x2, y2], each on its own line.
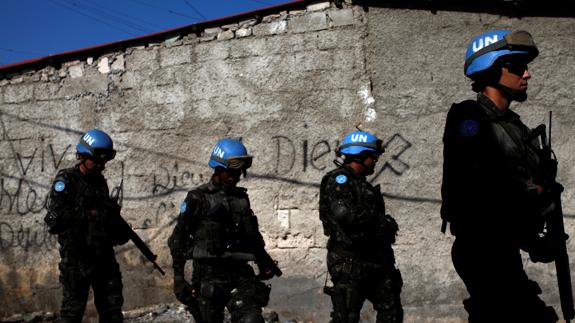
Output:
[0, 132, 71, 216]
[0, 221, 57, 250]
[272, 136, 340, 174]
[0, 176, 48, 215]
[4, 140, 71, 177]
[271, 133, 412, 177]
[371, 133, 412, 181]
[152, 162, 207, 196]
[142, 201, 177, 229]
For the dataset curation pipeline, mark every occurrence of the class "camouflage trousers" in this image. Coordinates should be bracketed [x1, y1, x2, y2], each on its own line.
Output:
[325, 252, 403, 323]
[56, 259, 124, 323]
[452, 238, 558, 323]
[190, 260, 271, 323]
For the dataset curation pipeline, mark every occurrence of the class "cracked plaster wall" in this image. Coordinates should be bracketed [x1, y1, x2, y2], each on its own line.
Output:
[1, 2, 574, 322]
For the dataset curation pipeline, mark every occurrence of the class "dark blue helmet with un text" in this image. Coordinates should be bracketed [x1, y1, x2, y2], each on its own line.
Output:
[76, 129, 116, 161]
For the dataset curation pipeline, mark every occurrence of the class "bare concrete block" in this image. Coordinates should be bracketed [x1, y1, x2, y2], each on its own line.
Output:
[98, 57, 110, 74]
[204, 27, 222, 35]
[239, 19, 257, 27]
[217, 30, 235, 41]
[59, 72, 109, 96]
[68, 64, 84, 78]
[139, 83, 186, 105]
[200, 34, 217, 42]
[3, 84, 33, 103]
[160, 45, 192, 67]
[289, 11, 328, 33]
[328, 8, 355, 27]
[34, 82, 63, 101]
[277, 209, 290, 229]
[195, 42, 230, 62]
[126, 48, 159, 71]
[263, 13, 282, 23]
[307, 1, 331, 11]
[253, 21, 287, 36]
[182, 33, 199, 45]
[236, 28, 253, 38]
[111, 54, 125, 72]
[277, 234, 314, 249]
[221, 23, 239, 31]
[164, 35, 181, 47]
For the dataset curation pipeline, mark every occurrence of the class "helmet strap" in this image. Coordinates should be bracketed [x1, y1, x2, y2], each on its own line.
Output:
[493, 82, 528, 102]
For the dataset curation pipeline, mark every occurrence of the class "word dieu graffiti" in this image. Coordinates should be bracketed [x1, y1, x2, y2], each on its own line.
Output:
[0, 222, 56, 250]
[271, 133, 412, 178]
[151, 162, 207, 196]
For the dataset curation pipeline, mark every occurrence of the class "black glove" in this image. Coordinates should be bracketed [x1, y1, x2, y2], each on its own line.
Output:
[173, 274, 194, 304]
[257, 264, 275, 280]
[528, 234, 567, 263]
[381, 214, 399, 244]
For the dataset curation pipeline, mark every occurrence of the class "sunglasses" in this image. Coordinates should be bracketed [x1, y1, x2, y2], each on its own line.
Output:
[91, 148, 116, 162]
[503, 61, 528, 76]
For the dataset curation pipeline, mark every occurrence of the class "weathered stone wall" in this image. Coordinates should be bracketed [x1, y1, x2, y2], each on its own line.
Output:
[1, 1, 574, 321]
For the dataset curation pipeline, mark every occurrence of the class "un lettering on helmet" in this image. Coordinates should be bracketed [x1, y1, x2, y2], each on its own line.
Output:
[83, 134, 96, 146]
[472, 35, 500, 53]
[213, 146, 225, 159]
[351, 134, 368, 143]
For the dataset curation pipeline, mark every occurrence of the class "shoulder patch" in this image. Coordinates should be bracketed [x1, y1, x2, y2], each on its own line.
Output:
[460, 119, 480, 137]
[335, 174, 348, 184]
[54, 181, 66, 192]
[180, 201, 188, 214]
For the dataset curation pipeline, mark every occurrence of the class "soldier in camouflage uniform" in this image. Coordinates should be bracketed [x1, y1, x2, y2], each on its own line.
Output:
[168, 138, 281, 323]
[320, 131, 403, 323]
[441, 30, 559, 322]
[45, 129, 129, 323]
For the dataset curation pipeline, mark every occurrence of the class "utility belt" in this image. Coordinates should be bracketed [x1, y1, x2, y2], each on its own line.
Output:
[192, 258, 254, 278]
[191, 246, 256, 261]
[328, 240, 394, 265]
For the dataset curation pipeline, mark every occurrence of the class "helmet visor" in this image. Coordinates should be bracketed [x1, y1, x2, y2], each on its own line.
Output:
[227, 156, 252, 170]
[503, 30, 537, 51]
[92, 148, 116, 162]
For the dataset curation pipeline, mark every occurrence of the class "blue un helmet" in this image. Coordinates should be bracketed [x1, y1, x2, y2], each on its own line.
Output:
[208, 138, 253, 172]
[464, 30, 538, 78]
[336, 131, 384, 157]
[76, 129, 116, 161]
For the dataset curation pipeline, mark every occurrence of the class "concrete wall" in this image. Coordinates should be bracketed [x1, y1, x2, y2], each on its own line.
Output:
[1, 1, 574, 321]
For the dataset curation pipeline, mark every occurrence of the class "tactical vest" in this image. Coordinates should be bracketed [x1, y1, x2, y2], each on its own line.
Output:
[441, 97, 544, 235]
[50, 167, 118, 262]
[190, 184, 259, 260]
[320, 167, 389, 250]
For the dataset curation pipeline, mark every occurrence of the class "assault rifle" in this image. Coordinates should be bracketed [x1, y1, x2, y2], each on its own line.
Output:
[256, 249, 283, 279]
[532, 112, 574, 322]
[110, 179, 165, 276]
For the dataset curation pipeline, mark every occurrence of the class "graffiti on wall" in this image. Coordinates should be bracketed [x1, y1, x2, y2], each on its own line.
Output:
[270, 133, 413, 179]
[0, 113, 419, 251]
